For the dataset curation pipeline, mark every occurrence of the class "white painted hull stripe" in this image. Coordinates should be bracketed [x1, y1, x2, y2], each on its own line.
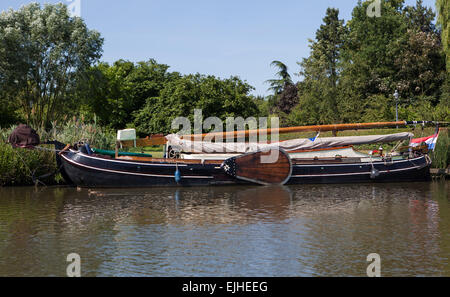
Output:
[291, 165, 426, 178]
[61, 154, 214, 179]
[292, 156, 425, 167]
[68, 150, 188, 167]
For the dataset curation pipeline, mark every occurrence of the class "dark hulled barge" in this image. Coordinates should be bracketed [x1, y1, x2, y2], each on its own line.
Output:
[53, 121, 441, 188]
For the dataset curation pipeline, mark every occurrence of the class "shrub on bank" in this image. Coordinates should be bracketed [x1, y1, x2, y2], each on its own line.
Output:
[43, 118, 116, 150]
[0, 142, 58, 186]
[0, 117, 116, 150]
[0, 118, 116, 186]
[431, 128, 449, 169]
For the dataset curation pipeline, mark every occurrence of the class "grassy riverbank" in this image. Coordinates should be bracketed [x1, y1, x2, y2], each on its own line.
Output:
[0, 119, 115, 186]
[0, 125, 448, 187]
[431, 128, 449, 170]
[0, 142, 59, 186]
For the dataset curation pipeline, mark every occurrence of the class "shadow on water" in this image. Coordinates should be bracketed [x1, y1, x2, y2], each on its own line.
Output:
[0, 181, 448, 276]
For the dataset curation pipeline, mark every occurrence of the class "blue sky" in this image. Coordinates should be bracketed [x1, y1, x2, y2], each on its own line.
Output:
[1, 0, 437, 96]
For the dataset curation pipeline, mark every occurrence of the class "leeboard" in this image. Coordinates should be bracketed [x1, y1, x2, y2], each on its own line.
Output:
[221, 149, 293, 185]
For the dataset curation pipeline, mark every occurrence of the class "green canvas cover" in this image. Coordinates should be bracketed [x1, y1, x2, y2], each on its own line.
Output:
[91, 148, 152, 158]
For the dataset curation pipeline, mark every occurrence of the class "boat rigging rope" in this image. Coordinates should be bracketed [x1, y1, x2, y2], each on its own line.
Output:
[34, 146, 64, 153]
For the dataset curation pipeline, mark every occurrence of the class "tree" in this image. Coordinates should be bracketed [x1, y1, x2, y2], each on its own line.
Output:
[276, 83, 299, 114]
[0, 3, 103, 128]
[265, 60, 293, 95]
[337, 0, 446, 122]
[403, 0, 436, 33]
[395, 1, 445, 105]
[290, 0, 446, 124]
[77, 59, 179, 129]
[252, 95, 270, 117]
[393, 29, 445, 104]
[436, 0, 450, 122]
[0, 89, 19, 127]
[436, 0, 449, 70]
[132, 74, 258, 135]
[340, 1, 408, 99]
[296, 7, 346, 124]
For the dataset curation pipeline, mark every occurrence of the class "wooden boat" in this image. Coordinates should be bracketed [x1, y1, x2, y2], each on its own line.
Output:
[53, 121, 440, 188]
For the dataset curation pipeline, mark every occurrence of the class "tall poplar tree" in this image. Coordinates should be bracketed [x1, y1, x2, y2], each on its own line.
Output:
[293, 8, 346, 124]
[436, 0, 449, 70]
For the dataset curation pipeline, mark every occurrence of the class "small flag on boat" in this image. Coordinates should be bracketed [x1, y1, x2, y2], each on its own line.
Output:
[309, 131, 320, 142]
[409, 131, 440, 151]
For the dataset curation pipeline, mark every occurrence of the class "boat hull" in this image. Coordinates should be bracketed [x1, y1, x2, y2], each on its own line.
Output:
[288, 156, 431, 184]
[56, 146, 431, 188]
[58, 150, 236, 187]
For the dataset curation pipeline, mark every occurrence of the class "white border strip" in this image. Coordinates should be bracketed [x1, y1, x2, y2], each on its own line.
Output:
[61, 154, 214, 179]
[69, 149, 188, 167]
[291, 164, 425, 178]
[292, 156, 425, 167]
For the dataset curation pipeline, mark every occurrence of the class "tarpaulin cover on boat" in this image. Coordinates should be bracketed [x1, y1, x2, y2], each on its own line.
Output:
[166, 132, 413, 153]
[8, 124, 40, 148]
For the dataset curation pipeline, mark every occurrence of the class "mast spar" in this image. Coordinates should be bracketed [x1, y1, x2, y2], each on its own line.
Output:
[119, 121, 445, 147]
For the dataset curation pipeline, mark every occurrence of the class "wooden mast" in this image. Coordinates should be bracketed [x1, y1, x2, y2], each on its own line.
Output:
[119, 121, 410, 147]
[182, 121, 408, 140]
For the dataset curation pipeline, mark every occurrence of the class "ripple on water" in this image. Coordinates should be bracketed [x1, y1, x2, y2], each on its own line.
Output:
[0, 181, 449, 276]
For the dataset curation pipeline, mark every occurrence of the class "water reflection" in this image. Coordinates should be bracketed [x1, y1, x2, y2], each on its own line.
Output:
[0, 181, 448, 276]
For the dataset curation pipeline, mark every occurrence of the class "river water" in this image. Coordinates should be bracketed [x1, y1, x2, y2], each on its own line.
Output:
[0, 181, 449, 277]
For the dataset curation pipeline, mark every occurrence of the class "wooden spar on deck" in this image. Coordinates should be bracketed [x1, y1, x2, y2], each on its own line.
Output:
[181, 121, 409, 141]
[118, 121, 441, 148]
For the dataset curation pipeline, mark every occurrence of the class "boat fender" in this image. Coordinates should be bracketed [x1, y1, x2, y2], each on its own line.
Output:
[370, 168, 380, 179]
[369, 154, 380, 179]
[174, 164, 181, 183]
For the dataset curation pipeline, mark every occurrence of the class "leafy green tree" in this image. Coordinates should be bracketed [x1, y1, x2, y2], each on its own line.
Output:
[436, 0, 449, 70]
[0, 3, 103, 128]
[338, 0, 445, 122]
[0, 89, 19, 127]
[252, 95, 270, 117]
[78, 59, 179, 129]
[340, 1, 407, 99]
[276, 83, 299, 114]
[265, 60, 293, 95]
[393, 29, 445, 104]
[395, 1, 445, 108]
[296, 7, 346, 124]
[404, 0, 437, 32]
[361, 95, 395, 122]
[132, 74, 258, 135]
[436, 0, 450, 120]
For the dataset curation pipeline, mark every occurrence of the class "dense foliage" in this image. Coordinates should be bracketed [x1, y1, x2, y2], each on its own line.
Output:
[132, 74, 259, 135]
[268, 0, 448, 127]
[0, 141, 58, 186]
[0, 3, 103, 129]
[0, 1, 448, 135]
[0, 120, 115, 186]
[76, 59, 180, 130]
[437, 0, 449, 70]
[0, 1, 448, 187]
